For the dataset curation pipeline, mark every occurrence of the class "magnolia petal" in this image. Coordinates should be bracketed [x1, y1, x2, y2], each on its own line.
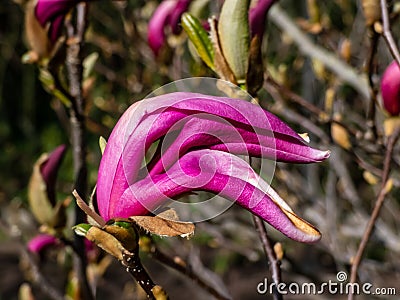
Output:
[249, 0, 277, 39]
[40, 144, 67, 204]
[27, 234, 58, 254]
[148, 0, 177, 55]
[35, 0, 78, 42]
[97, 92, 330, 220]
[116, 150, 321, 243]
[169, 0, 192, 34]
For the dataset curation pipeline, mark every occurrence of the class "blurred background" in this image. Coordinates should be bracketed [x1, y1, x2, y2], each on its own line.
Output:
[0, 0, 399, 299]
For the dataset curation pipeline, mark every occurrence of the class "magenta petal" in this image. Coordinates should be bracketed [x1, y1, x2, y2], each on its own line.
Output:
[169, 0, 191, 34]
[116, 150, 321, 243]
[28, 234, 58, 253]
[40, 144, 67, 205]
[148, 0, 177, 55]
[381, 61, 400, 116]
[35, 0, 79, 42]
[249, 0, 277, 39]
[97, 92, 329, 222]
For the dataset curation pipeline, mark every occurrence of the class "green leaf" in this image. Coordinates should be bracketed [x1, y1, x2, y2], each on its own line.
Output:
[38, 69, 71, 107]
[83, 52, 99, 79]
[217, 0, 250, 83]
[99, 136, 107, 155]
[73, 223, 93, 236]
[182, 13, 214, 70]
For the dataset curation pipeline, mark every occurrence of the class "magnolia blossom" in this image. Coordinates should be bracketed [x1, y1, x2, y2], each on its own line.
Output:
[381, 61, 400, 116]
[148, 0, 191, 55]
[96, 92, 329, 243]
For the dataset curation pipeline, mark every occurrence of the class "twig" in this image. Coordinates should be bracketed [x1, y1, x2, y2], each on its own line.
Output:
[365, 31, 379, 138]
[0, 219, 66, 300]
[122, 252, 162, 300]
[65, 3, 93, 300]
[252, 216, 283, 300]
[265, 76, 359, 137]
[348, 127, 400, 300]
[269, 4, 370, 100]
[148, 240, 232, 300]
[21, 246, 67, 300]
[380, 0, 400, 67]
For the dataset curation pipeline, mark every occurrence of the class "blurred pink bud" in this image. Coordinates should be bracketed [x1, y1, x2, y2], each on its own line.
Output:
[381, 61, 400, 116]
[35, 0, 80, 43]
[148, 0, 192, 55]
[27, 234, 58, 254]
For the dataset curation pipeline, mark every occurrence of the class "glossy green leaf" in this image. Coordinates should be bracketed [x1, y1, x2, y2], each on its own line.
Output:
[182, 13, 214, 70]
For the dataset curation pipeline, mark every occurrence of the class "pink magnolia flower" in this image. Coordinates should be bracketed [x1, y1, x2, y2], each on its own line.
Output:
[381, 61, 400, 116]
[96, 92, 330, 243]
[148, 0, 191, 55]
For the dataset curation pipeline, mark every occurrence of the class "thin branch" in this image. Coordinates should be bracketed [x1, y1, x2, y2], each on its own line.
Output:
[365, 31, 379, 138]
[65, 3, 93, 300]
[0, 220, 66, 300]
[265, 76, 359, 137]
[380, 0, 400, 67]
[148, 240, 232, 300]
[348, 127, 400, 300]
[21, 247, 67, 300]
[269, 5, 370, 100]
[122, 252, 163, 300]
[252, 216, 283, 300]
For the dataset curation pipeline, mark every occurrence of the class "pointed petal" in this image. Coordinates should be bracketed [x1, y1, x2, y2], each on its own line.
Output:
[97, 92, 329, 222]
[40, 144, 67, 204]
[148, 0, 177, 55]
[249, 0, 277, 39]
[117, 150, 320, 243]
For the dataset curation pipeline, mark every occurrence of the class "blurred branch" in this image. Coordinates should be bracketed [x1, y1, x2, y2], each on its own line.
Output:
[0, 220, 65, 300]
[365, 31, 379, 137]
[65, 3, 93, 300]
[252, 216, 282, 300]
[20, 247, 67, 300]
[269, 5, 370, 100]
[380, 0, 400, 66]
[349, 128, 400, 300]
[148, 239, 232, 300]
[265, 76, 358, 137]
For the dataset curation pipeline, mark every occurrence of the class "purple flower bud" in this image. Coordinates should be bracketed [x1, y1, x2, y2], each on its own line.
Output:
[96, 92, 329, 243]
[249, 0, 277, 39]
[40, 145, 67, 205]
[35, 0, 80, 43]
[148, 0, 192, 55]
[381, 61, 400, 116]
[27, 234, 58, 254]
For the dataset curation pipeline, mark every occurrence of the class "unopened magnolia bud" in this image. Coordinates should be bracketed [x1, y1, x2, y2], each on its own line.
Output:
[381, 61, 400, 116]
[218, 0, 250, 83]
